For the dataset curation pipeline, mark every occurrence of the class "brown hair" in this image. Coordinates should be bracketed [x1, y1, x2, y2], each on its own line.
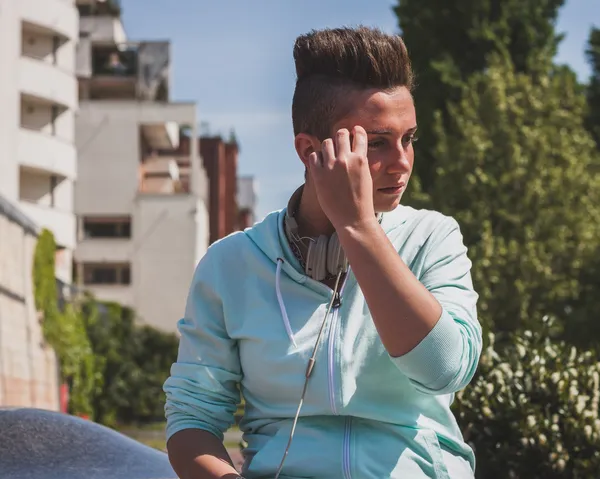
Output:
[291, 26, 414, 140]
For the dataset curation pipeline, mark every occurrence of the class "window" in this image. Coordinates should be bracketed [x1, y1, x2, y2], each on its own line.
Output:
[83, 216, 132, 238]
[83, 263, 131, 285]
[52, 35, 60, 65]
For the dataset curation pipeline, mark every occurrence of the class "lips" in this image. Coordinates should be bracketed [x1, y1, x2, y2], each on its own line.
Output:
[378, 183, 406, 194]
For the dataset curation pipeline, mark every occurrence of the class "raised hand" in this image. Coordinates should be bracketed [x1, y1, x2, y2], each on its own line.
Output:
[307, 126, 376, 231]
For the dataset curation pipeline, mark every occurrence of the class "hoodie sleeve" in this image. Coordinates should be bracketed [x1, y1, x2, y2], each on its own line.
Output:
[163, 251, 241, 442]
[391, 216, 482, 395]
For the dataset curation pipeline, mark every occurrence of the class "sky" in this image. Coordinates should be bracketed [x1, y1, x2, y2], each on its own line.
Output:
[122, 0, 599, 219]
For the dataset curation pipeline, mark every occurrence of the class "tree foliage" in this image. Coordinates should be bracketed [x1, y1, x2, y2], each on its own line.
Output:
[394, 0, 565, 195]
[33, 229, 97, 417]
[82, 298, 179, 426]
[585, 27, 600, 149]
[32, 229, 177, 424]
[427, 55, 600, 338]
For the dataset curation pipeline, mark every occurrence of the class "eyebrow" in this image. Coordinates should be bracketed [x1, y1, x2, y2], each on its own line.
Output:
[365, 126, 418, 135]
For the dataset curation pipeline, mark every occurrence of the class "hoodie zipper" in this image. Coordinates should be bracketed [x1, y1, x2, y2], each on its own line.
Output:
[327, 306, 340, 415]
[327, 275, 348, 416]
[343, 417, 353, 479]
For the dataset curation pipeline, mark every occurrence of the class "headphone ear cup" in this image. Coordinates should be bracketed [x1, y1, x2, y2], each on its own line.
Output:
[306, 235, 328, 281]
[327, 232, 348, 276]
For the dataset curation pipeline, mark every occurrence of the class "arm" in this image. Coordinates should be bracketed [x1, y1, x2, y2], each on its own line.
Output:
[163, 252, 243, 478]
[167, 429, 240, 479]
[337, 216, 482, 395]
[307, 126, 481, 395]
[337, 217, 441, 356]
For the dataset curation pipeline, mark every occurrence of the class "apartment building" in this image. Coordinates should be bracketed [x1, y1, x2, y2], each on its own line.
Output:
[73, 0, 209, 333]
[0, 0, 79, 284]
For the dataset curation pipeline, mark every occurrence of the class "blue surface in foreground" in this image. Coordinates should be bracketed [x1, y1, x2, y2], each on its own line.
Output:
[0, 407, 177, 479]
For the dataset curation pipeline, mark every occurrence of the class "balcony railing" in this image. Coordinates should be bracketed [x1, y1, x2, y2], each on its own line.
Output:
[77, 0, 121, 17]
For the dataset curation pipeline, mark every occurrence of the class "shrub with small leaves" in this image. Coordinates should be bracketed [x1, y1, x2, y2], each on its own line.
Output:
[454, 316, 600, 478]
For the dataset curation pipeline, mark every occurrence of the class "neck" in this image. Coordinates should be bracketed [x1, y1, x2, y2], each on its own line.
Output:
[295, 182, 335, 238]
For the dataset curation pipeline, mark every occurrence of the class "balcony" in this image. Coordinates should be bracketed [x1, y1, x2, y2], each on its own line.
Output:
[141, 122, 180, 150]
[19, 0, 78, 41]
[75, 238, 132, 264]
[138, 157, 190, 195]
[19, 56, 77, 110]
[18, 128, 76, 180]
[78, 42, 170, 101]
[18, 201, 76, 250]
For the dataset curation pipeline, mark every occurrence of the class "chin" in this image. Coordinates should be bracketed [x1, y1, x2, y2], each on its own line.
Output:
[374, 195, 403, 213]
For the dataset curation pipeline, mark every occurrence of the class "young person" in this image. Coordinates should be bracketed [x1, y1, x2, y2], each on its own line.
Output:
[163, 26, 482, 479]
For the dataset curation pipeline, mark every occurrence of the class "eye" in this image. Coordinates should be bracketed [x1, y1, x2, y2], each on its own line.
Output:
[368, 139, 386, 150]
[402, 133, 419, 147]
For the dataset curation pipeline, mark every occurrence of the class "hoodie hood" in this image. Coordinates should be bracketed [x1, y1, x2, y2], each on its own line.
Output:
[244, 202, 415, 278]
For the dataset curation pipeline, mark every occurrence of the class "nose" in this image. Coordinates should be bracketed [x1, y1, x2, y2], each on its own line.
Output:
[386, 141, 412, 174]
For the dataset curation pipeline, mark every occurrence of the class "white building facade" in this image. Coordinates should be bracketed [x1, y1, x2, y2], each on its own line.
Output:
[0, 0, 80, 283]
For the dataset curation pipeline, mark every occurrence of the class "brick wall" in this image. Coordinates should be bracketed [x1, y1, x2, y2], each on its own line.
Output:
[178, 134, 239, 244]
[224, 142, 238, 235]
[0, 209, 60, 411]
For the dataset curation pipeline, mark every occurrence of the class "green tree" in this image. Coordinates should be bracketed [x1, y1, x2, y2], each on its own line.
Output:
[585, 27, 600, 149]
[428, 55, 600, 338]
[82, 298, 178, 426]
[393, 0, 565, 196]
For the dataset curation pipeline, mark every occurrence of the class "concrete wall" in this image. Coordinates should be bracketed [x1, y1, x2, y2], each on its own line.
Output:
[0, 205, 59, 411]
[75, 103, 141, 215]
[132, 195, 201, 331]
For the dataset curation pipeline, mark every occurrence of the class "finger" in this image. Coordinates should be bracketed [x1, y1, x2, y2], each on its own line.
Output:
[321, 139, 336, 168]
[307, 151, 321, 170]
[335, 128, 351, 157]
[352, 125, 368, 156]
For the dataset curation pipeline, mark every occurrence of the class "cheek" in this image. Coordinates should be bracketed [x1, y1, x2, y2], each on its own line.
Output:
[407, 148, 415, 168]
[367, 152, 385, 175]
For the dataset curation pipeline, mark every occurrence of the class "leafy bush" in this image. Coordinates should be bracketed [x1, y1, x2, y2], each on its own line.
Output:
[454, 317, 600, 478]
[82, 298, 178, 426]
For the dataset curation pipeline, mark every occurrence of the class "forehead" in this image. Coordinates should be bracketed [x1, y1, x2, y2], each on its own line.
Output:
[333, 86, 416, 133]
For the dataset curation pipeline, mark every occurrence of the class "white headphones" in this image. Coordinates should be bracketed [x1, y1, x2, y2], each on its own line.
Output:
[284, 185, 383, 281]
[284, 185, 347, 281]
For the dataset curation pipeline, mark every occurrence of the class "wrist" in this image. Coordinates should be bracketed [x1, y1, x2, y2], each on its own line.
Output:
[335, 215, 381, 237]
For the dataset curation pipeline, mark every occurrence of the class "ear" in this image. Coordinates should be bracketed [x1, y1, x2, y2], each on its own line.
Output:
[294, 133, 321, 169]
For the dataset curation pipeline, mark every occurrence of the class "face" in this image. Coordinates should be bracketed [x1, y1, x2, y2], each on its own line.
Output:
[331, 86, 417, 212]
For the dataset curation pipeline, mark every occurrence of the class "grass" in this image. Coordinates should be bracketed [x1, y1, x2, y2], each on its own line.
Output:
[119, 422, 242, 452]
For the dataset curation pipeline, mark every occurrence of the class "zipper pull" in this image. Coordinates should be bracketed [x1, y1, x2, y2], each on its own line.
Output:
[332, 291, 342, 309]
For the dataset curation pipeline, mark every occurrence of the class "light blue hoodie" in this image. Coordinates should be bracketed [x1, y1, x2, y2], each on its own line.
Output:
[163, 204, 482, 479]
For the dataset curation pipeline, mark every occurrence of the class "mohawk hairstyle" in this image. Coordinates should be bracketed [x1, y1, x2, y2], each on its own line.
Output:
[292, 26, 414, 140]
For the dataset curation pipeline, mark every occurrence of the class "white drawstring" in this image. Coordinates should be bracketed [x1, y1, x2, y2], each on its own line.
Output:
[276, 258, 297, 348]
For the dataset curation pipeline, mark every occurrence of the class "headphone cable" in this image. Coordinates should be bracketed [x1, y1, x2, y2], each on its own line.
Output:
[274, 270, 343, 479]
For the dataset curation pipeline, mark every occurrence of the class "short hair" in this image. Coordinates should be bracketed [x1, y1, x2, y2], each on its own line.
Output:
[292, 26, 414, 140]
